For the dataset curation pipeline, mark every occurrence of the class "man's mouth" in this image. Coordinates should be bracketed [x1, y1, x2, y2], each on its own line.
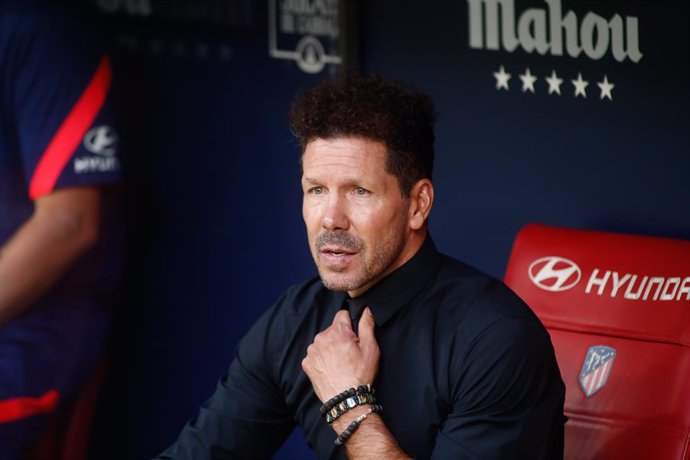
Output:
[320, 246, 357, 256]
[318, 246, 360, 268]
[314, 232, 364, 267]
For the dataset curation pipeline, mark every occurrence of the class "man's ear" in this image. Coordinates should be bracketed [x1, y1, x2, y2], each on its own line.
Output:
[408, 179, 434, 231]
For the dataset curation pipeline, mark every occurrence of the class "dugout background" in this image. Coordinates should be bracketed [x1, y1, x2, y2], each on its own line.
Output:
[79, 1, 689, 459]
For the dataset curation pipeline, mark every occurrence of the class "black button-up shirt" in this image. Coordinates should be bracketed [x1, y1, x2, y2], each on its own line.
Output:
[158, 237, 565, 459]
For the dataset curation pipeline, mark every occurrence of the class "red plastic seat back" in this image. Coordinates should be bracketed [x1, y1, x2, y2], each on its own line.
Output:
[504, 223, 690, 460]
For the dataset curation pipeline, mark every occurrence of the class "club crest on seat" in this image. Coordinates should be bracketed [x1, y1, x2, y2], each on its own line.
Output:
[579, 345, 616, 398]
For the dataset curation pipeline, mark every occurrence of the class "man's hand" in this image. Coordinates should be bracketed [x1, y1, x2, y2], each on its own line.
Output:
[302, 307, 380, 402]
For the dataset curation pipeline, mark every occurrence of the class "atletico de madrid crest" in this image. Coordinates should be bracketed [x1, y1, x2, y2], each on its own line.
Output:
[579, 346, 617, 398]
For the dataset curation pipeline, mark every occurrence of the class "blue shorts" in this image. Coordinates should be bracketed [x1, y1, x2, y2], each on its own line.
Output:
[0, 295, 110, 458]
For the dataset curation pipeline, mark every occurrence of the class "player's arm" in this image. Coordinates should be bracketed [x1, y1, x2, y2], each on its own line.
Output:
[302, 309, 412, 459]
[330, 408, 411, 459]
[0, 186, 101, 326]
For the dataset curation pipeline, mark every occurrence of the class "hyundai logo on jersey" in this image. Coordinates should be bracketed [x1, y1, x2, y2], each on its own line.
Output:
[83, 125, 118, 156]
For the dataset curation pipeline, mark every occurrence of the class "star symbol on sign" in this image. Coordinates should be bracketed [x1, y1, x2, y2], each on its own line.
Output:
[519, 68, 537, 93]
[545, 70, 563, 95]
[572, 73, 589, 98]
[493, 65, 511, 91]
[597, 75, 615, 100]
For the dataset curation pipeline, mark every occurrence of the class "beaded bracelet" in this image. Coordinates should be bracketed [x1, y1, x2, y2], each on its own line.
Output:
[334, 404, 383, 446]
[325, 391, 377, 424]
[319, 384, 374, 416]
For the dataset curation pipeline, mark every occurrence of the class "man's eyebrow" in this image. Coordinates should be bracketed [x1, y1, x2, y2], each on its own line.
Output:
[302, 176, 369, 187]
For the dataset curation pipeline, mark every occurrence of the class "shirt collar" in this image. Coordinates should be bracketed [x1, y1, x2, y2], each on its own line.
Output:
[333, 236, 442, 326]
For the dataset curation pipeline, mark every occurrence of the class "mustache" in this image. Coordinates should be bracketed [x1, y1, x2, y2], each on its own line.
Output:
[315, 231, 364, 252]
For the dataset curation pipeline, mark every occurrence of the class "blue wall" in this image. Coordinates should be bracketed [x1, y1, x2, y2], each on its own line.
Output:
[360, 1, 689, 277]
[88, 1, 689, 459]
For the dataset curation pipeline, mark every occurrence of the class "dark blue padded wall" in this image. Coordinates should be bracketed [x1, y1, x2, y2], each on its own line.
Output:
[359, 0, 689, 277]
[87, 1, 688, 460]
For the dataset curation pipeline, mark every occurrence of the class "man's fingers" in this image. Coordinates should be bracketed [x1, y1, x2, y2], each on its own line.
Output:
[332, 309, 352, 327]
[357, 307, 377, 348]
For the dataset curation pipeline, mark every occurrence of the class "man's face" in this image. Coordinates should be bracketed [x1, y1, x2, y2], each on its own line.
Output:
[301, 137, 413, 297]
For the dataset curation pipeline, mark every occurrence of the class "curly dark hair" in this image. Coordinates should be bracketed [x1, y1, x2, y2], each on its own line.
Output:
[288, 73, 436, 195]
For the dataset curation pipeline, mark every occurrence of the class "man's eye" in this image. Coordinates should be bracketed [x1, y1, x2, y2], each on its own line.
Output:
[355, 187, 368, 196]
[310, 187, 324, 195]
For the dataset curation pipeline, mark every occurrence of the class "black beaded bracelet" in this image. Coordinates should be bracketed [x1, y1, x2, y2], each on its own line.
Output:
[334, 404, 383, 446]
[325, 391, 377, 424]
[319, 384, 374, 416]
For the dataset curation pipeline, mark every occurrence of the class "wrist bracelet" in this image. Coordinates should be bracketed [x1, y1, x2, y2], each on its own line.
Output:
[325, 391, 377, 424]
[334, 404, 383, 446]
[319, 384, 374, 417]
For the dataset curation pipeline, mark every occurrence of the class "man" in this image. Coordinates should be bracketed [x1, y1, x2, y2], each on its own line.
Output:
[0, 2, 121, 458]
[159, 74, 565, 459]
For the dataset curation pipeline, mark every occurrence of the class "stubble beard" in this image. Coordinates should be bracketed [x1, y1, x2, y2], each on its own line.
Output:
[314, 220, 408, 293]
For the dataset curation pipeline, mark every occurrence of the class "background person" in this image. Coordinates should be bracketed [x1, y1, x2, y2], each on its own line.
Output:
[0, 1, 122, 458]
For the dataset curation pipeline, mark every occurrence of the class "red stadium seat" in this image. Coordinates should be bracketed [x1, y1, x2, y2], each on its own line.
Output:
[504, 223, 690, 459]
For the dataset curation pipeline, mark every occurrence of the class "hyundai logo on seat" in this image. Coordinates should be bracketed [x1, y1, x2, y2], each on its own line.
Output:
[528, 256, 582, 292]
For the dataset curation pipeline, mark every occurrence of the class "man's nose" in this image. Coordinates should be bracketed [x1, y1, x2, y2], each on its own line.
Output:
[322, 194, 349, 230]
